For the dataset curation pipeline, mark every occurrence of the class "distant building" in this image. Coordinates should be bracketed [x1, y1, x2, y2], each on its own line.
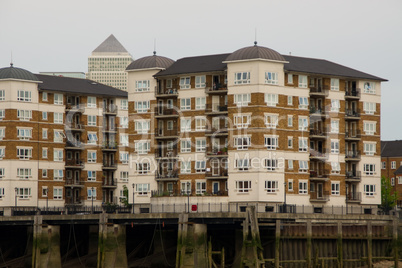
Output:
[39, 72, 86, 79]
[381, 140, 402, 205]
[86, 34, 133, 91]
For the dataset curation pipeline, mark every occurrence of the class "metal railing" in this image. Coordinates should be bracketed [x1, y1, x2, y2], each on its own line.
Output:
[154, 128, 179, 137]
[346, 192, 362, 202]
[346, 171, 361, 179]
[345, 150, 360, 159]
[154, 107, 178, 116]
[205, 104, 228, 113]
[155, 88, 178, 96]
[345, 130, 361, 139]
[345, 88, 360, 98]
[310, 191, 330, 201]
[345, 109, 360, 118]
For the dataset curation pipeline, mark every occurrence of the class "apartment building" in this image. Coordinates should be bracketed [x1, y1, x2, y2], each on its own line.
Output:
[0, 64, 128, 209]
[86, 34, 133, 91]
[381, 140, 402, 203]
[127, 43, 386, 210]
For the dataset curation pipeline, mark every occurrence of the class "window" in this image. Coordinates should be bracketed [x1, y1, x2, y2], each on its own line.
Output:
[17, 110, 32, 121]
[331, 182, 340, 195]
[288, 74, 293, 84]
[299, 138, 308, 152]
[179, 77, 191, 89]
[181, 139, 191, 153]
[120, 152, 129, 164]
[196, 139, 206, 152]
[136, 183, 150, 195]
[234, 93, 251, 106]
[180, 98, 191, 110]
[331, 120, 339, 133]
[364, 164, 375, 176]
[54, 130, 63, 143]
[87, 96, 96, 108]
[381, 161, 386, 169]
[120, 99, 128, 110]
[391, 161, 396, 169]
[134, 120, 150, 134]
[364, 122, 376, 135]
[399, 177, 402, 185]
[0, 109, 4, 120]
[54, 93, 63, 105]
[54, 149, 63, 161]
[17, 90, 31, 102]
[195, 117, 206, 131]
[364, 184, 376, 196]
[234, 72, 250, 85]
[236, 180, 251, 193]
[181, 181, 191, 194]
[181, 118, 191, 132]
[181, 161, 191, 174]
[87, 133, 98, 144]
[42, 112, 48, 120]
[120, 116, 128, 128]
[0, 128, 4, 140]
[120, 171, 129, 182]
[264, 159, 278, 171]
[265, 72, 278, 85]
[363, 102, 376, 115]
[265, 93, 278, 106]
[87, 188, 96, 200]
[166, 79, 172, 88]
[52, 187, 63, 200]
[167, 99, 173, 109]
[196, 181, 206, 194]
[42, 92, 48, 101]
[288, 137, 293, 148]
[167, 141, 174, 151]
[41, 169, 47, 178]
[135, 80, 150, 92]
[298, 97, 308, 109]
[120, 134, 128, 146]
[195, 161, 206, 173]
[53, 169, 63, 180]
[87, 171, 96, 181]
[288, 180, 293, 191]
[235, 158, 249, 171]
[0, 90, 4, 101]
[137, 162, 150, 175]
[330, 79, 339, 91]
[331, 162, 341, 174]
[134, 100, 149, 113]
[288, 160, 294, 170]
[234, 136, 251, 150]
[265, 114, 279, 128]
[364, 143, 376, 156]
[195, 76, 206, 88]
[42, 129, 48, 140]
[287, 96, 293, 105]
[135, 141, 150, 154]
[167, 121, 173, 130]
[391, 177, 395, 186]
[87, 151, 96, 163]
[0, 168, 4, 179]
[298, 117, 308, 131]
[16, 188, 31, 199]
[288, 115, 293, 127]
[54, 112, 63, 124]
[265, 180, 278, 193]
[298, 75, 307, 88]
[363, 82, 375, 94]
[299, 161, 308, 173]
[17, 168, 31, 179]
[331, 99, 340, 112]
[264, 136, 278, 150]
[196, 97, 206, 110]
[235, 114, 251, 128]
[42, 148, 48, 159]
[17, 148, 32, 160]
[299, 181, 308, 194]
[331, 140, 339, 153]
[88, 115, 96, 126]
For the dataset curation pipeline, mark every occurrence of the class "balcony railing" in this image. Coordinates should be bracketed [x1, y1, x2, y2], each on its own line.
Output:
[309, 170, 329, 180]
[309, 85, 329, 96]
[346, 192, 362, 202]
[102, 142, 117, 150]
[346, 171, 361, 180]
[345, 150, 360, 160]
[65, 160, 84, 168]
[66, 105, 84, 113]
[205, 104, 228, 114]
[205, 170, 228, 178]
[205, 84, 228, 94]
[309, 129, 326, 138]
[154, 128, 179, 138]
[66, 141, 83, 149]
[310, 191, 330, 202]
[102, 162, 117, 169]
[205, 127, 228, 136]
[345, 89, 360, 99]
[155, 172, 179, 181]
[345, 109, 360, 119]
[69, 123, 84, 131]
[65, 179, 85, 187]
[155, 88, 178, 97]
[102, 179, 117, 187]
[103, 105, 118, 114]
[345, 130, 361, 139]
[155, 150, 178, 159]
[309, 149, 328, 159]
[154, 107, 179, 117]
[310, 106, 326, 115]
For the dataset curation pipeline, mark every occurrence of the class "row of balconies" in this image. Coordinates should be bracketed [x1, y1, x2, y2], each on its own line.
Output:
[155, 83, 228, 98]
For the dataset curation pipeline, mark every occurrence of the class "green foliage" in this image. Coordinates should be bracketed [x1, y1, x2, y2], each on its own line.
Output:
[379, 176, 398, 214]
[119, 185, 131, 208]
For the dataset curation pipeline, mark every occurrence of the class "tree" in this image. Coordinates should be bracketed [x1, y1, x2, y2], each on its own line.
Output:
[379, 176, 398, 214]
[119, 185, 132, 208]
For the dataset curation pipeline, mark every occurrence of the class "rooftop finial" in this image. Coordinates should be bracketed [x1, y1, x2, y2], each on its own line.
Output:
[254, 28, 257, 46]
[153, 38, 156, 55]
[10, 50, 13, 67]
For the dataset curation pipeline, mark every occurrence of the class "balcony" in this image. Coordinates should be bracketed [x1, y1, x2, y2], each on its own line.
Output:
[346, 171, 361, 182]
[205, 84, 228, 95]
[102, 179, 117, 188]
[65, 141, 84, 150]
[102, 127, 117, 134]
[101, 142, 117, 152]
[310, 191, 330, 202]
[345, 130, 361, 141]
[205, 127, 228, 137]
[346, 192, 362, 203]
[65, 197, 83, 206]
[65, 179, 85, 188]
[309, 86, 328, 97]
[345, 109, 360, 120]
[206, 150, 228, 158]
[310, 107, 326, 117]
[309, 171, 329, 181]
[205, 104, 228, 115]
[103, 105, 118, 115]
[155, 150, 178, 160]
[155, 172, 179, 181]
[154, 107, 179, 118]
[68, 123, 84, 132]
[309, 149, 328, 160]
[65, 160, 84, 169]
[309, 129, 326, 139]
[155, 128, 179, 140]
[345, 89, 360, 100]
[102, 162, 117, 170]
[155, 88, 178, 98]
[345, 151, 360, 161]
[66, 105, 84, 113]
[205, 169, 228, 179]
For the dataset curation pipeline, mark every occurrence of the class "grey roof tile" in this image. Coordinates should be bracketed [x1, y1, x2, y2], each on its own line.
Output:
[93, 34, 129, 53]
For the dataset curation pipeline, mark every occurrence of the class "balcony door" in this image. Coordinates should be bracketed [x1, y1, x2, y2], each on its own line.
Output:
[213, 182, 219, 194]
[211, 159, 220, 176]
[212, 96, 219, 111]
[317, 183, 323, 199]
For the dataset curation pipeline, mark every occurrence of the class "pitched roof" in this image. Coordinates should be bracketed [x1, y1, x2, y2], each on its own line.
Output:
[93, 34, 129, 53]
[154, 53, 230, 77]
[0, 64, 39, 82]
[126, 54, 174, 71]
[36, 74, 127, 97]
[283, 55, 387, 81]
[394, 165, 402, 175]
[225, 44, 286, 62]
[381, 140, 402, 157]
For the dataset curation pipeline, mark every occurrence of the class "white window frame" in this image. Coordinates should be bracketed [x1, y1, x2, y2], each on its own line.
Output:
[179, 77, 191, 89]
[196, 97, 206, 110]
[298, 138, 308, 152]
[299, 181, 308, 194]
[181, 139, 191, 153]
[53, 130, 63, 143]
[234, 72, 250, 85]
[331, 182, 340, 195]
[330, 78, 339, 91]
[120, 171, 129, 182]
[364, 164, 375, 176]
[391, 161, 396, 169]
[264, 159, 278, 171]
[134, 141, 150, 154]
[120, 152, 129, 164]
[331, 140, 339, 154]
[364, 122, 376, 135]
[17, 148, 32, 160]
[331, 162, 341, 174]
[363, 102, 376, 115]
[180, 118, 191, 132]
[195, 75, 206, 88]
[288, 160, 294, 170]
[196, 181, 207, 194]
[195, 160, 206, 173]
[54, 93, 63, 105]
[298, 97, 308, 109]
[87, 151, 96, 163]
[134, 100, 150, 113]
[235, 180, 251, 193]
[87, 96, 96, 108]
[265, 114, 279, 128]
[119, 116, 128, 128]
[195, 117, 206, 131]
[298, 117, 308, 131]
[0, 109, 4, 120]
[364, 184, 376, 196]
[17, 168, 32, 179]
[265, 72, 278, 85]
[17, 90, 31, 102]
[135, 80, 150, 92]
[234, 136, 251, 150]
[196, 139, 206, 152]
[265, 93, 278, 106]
[136, 183, 150, 195]
[331, 120, 339, 133]
[135, 120, 150, 134]
[298, 75, 307, 88]
[87, 171, 96, 181]
[16, 188, 32, 199]
[17, 110, 32, 121]
[42, 92, 48, 101]
[87, 132, 98, 144]
[53, 149, 63, 162]
[181, 161, 191, 174]
[53, 169, 63, 180]
[120, 134, 129, 146]
[363, 82, 376, 94]
[180, 98, 191, 110]
[235, 159, 250, 171]
[235, 114, 251, 129]
[363, 142, 376, 156]
[88, 115, 96, 126]
[120, 99, 128, 110]
[331, 99, 340, 112]
[137, 162, 150, 175]
[299, 161, 308, 173]
[264, 136, 278, 150]
[234, 93, 251, 107]
[265, 180, 278, 193]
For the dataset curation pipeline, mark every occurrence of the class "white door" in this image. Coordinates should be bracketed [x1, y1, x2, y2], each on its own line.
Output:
[212, 96, 219, 111]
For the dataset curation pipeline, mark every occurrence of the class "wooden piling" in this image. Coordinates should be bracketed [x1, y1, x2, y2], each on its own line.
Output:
[306, 220, 312, 268]
[367, 221, 372, 268]
[337, 222, 343, 268]
[275, 220, 280, 268]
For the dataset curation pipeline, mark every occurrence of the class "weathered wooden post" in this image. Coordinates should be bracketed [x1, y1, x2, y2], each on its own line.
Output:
[393, 219, 399, 268]
[275, 220, 280, 268]
[337, 221, 343, 268]
[306, 220, 312, 268]
[367, 221, 372, 268]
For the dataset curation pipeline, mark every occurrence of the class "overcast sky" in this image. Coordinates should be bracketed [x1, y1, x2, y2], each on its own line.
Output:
[0, 0, 401, 140]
